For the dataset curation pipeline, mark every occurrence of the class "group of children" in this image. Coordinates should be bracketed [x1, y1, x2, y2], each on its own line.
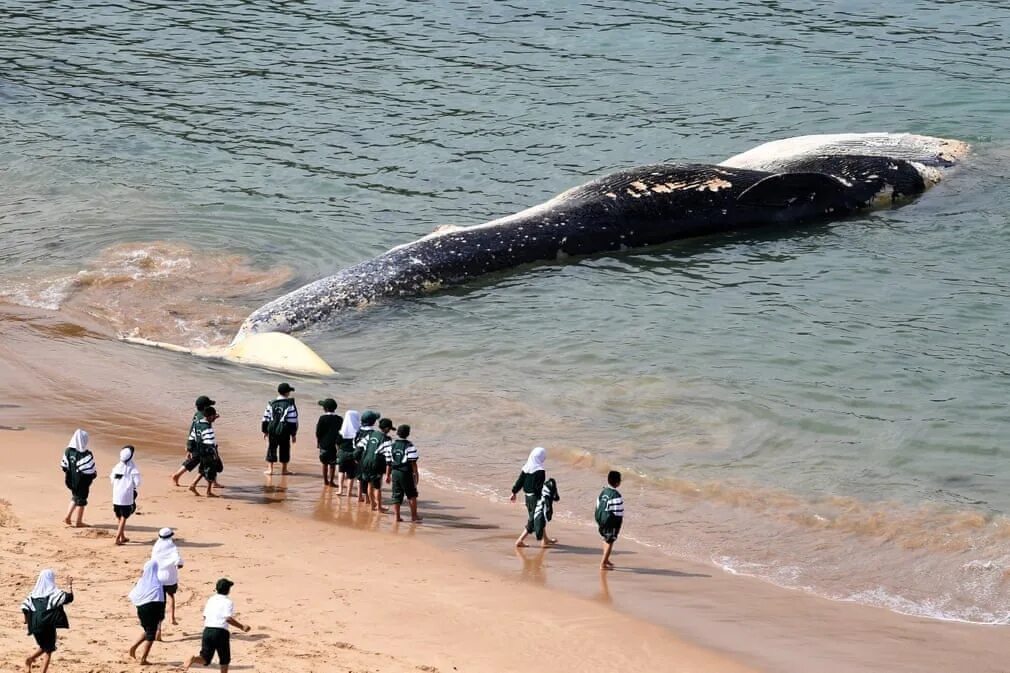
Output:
[509, 446, 626, 570]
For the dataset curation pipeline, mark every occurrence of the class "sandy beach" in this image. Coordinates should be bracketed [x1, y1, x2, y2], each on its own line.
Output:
[0, 302, 1008, 673]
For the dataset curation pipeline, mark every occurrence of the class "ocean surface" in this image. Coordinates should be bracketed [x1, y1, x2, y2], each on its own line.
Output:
[2, 1, 1009, 623]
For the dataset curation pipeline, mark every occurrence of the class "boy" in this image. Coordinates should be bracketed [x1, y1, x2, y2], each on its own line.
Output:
[384, 424, 421, 522]
[184, 578, 251, 673]
[262, 383, 298, 476]
[353, 410, 380, 503]
[595, 470, 624, 570]
[172, 395, 215, 486]
[359, 417, 393, 512]
[315, 398, 342, 486]
[188, 407, 221, 498]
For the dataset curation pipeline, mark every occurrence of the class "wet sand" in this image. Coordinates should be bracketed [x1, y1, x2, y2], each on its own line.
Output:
[1, 304, 1008, 672]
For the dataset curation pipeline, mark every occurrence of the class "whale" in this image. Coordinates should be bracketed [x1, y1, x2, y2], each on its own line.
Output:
[124, 132, 968, 375]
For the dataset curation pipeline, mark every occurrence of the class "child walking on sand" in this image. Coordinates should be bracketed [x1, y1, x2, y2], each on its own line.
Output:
[151, 527, 184, 638]
[596, 470, 625, 570]
[184, 578, 252, 673]
[189, 407, 222, 497]
[61, 429, 96, 528]
[509, 447, 556, 548]
[110, 445, 141, 545]
[385, 424, 422, 522]
[127, 560, 165, 664]
[172, 395, 215, 486]
[21, 570, 74, 673]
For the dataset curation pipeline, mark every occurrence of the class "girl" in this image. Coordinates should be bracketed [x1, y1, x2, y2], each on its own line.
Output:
[60, 429, 96, 528]
[21, 569, 74, 673]
[128, 560, 165, 664]
[110, 445, 141, 545]
[508, 447, 557, 548]
[151, 527, 184, 637]
[337, 410, 361, 497]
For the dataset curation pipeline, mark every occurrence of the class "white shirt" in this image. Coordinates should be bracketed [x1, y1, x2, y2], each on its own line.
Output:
[110, 466, 141, 506]
[203, 594, 234, 630]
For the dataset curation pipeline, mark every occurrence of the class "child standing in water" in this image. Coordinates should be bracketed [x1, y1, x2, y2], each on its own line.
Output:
[336, 410, 361, 497]
[21, 569, 74, 673]
[61, 429, 96, 528]
[596, 470, 625, 570]
[385, 424, 422, 522]
[315, 398, 342, 486]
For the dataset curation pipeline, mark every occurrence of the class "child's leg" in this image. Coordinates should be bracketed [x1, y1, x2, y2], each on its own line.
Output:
[129, 633, 146, 658]
[393, 502, 402, 521]
[600, 540, 615, 569]
[321, 464, 328, 484]
[115, 516, 127, 544]
[515, 530, 529, 547]
[336, 472, 345, 495]
[376, 485, 387, 512]
[329, 465, 337, 485]
[171, 463, 188, 485]
[38, 652, 51, 673]
[189, 474, 204, 495]
[408, 497, 422, 522]
[63, 501, 75, 525]
[25, 647, 43, 671]
[74, 505, 86, 527]
[169, 592, 177, 625]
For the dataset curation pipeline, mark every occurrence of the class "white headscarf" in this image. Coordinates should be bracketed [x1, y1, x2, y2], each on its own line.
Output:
[340, 410, 361, 440]
[22, 569, 66, 612]
[67, 429, 89, 451]
[522, 446, 547, 474]
[128, 560, 164, 606]
[151, 530, 183, 586]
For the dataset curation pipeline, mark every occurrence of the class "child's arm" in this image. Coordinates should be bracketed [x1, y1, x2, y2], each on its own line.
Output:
[412, 461, 419, 484]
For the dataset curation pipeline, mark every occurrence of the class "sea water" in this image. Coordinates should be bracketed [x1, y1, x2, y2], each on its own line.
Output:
[2, 0, 1009, 623]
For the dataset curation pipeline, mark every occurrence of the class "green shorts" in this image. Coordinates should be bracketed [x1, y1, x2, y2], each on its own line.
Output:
[391, 470, 418, 504]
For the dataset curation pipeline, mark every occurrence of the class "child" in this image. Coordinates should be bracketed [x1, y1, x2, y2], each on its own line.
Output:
[21, 569, 74, 673]
[110, 446, 141, 545]
[151, 527, 184, 637]
[532, 477, 560, 546]
[336, 410, 361, 497]
[184, 579, 252, 673]
[315, 398, 342, 486]
[189, 407, 221, 497]
[595, 470, 625, 570]
[61, 429, 96, 528]
[262, 383, 298, 476]
[172, 395, 215, 486]
[360, 418, 393, 512]
[509, 447, 556, 548]
[385, 424, 422, 522]
[127, 560, 165, 664]
[353, 411, 380, 503]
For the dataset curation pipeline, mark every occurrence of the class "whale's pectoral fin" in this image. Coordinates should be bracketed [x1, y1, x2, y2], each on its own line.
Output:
[737, 172, 848, 208]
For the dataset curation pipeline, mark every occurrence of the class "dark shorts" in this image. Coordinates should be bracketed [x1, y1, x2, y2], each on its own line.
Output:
[337, 454, 357, 476]
[113, 503, 136, 519]
[163, 583, 178, 596]
[391, 470, 418, 504]
[599, 519, 622, 544]
[359, 473, 382, 490]
[69, 480, 92, 507]
[266, 435, 291, 463]
[319, 449, 337, 466]
[200, 455, 221, 482]
[182, 453, 201, 472]
[33, 626, 57, 653]
[199, 627, 231, 666]
[137, 601, 165, 641]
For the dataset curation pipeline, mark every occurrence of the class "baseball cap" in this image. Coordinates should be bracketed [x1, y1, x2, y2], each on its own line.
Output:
[216, 578, 234, 594]
[318, 398, 337, 412]
[278, 382, 295, 394]
[195, 395, 216, 408]
[361, 410, 380, 425]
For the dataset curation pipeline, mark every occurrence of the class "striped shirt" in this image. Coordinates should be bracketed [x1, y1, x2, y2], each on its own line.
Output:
[61, 449, 97, 476]
[386, 439, 418, 470]
[262, 398, 299, 425]
[188, 422, 217, 451]
[22, 590, 71, 613]
[597, 486, 624, 518]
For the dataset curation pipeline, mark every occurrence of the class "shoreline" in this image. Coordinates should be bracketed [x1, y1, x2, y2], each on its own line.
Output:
[2, 306, 1009, 672]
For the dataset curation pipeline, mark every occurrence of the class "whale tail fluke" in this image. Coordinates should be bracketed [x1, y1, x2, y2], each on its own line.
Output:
[122, 332, 336, 376]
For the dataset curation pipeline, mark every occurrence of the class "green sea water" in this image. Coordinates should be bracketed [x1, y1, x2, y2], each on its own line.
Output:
[1, 1, 1009, 622]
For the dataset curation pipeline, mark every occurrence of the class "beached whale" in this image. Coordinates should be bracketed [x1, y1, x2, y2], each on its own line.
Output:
[126, 132, 969, 375]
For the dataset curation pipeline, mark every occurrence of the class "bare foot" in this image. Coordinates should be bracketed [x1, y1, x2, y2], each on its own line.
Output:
[172, 619, 178, 626]
[281, 470, 293, 475]
[207, 492, 220, 498]
[122, 537, 130, 543]
[515, 541, 529, 548]
[188, 485, 200, 495]
[544, 537, 558, 545]
[370, 505, 377, 511]
[62, 516, 72, 526]
[378, 507, 389, 513]
[412, 517, 423, 523]
[601, 561, 615, 570]
[74, 522, 90, 528]
[395, 517, 404, 522]
[115, 539, 125, 546]
[25, 656, 33, 673]
[129, 644, 138, 659]
[140, 660, 151, 666]
[263, 469, 274, 476]
[171, 475, 181, 486]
